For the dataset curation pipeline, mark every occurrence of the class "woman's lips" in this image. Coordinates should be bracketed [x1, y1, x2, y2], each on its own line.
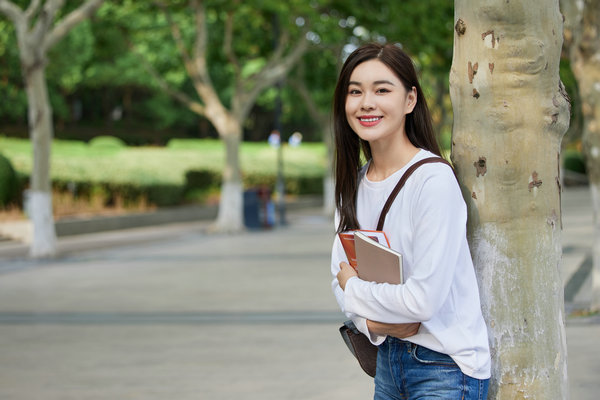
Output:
[358, 116, 382, 127]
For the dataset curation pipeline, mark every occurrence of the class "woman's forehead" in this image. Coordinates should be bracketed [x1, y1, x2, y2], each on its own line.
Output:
[349, 60, 400, 85]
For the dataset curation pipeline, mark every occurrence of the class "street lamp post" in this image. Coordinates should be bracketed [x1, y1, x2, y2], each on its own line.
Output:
[274, 81, 286, 226]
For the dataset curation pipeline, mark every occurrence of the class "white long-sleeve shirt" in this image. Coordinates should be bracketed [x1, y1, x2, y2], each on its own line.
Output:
[331, 149, 491, 379]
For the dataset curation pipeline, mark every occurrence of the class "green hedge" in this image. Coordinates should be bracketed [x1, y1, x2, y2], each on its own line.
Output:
[47, 168, 323, 209]
[563, 149, 586, 174]
[0, 137, 326, 209]
[52, 179, 184, 208]
[0, 153, 19, 207]
[88, 135, 127, 148]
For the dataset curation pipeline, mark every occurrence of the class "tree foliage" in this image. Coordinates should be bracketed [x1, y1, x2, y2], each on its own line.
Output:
[0, 1, 455, 143]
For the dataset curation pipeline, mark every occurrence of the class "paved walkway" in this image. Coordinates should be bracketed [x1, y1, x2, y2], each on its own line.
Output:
[0, 188, 597, 399]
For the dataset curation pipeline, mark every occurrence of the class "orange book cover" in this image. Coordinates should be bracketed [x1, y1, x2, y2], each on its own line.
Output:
[338, 230, 391, 268]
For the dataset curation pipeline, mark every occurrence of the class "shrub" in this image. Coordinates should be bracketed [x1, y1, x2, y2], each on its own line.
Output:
[288, 176, 323, 195]
[144, 184, 184, 207]
[184, 169, 221, 191]
[55, 179, 187, 208]
[88, 135, 127, 148]
[0, 153, 19, 207]
[563, 149, 586, 174]
[242, 172, 323, 195]
[1, 138, 327, 211]
[243, 173, 276, 191]
[185, 168, 324, 196]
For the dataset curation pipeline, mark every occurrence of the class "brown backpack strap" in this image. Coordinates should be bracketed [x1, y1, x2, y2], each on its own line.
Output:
[376, 157, 454, 231]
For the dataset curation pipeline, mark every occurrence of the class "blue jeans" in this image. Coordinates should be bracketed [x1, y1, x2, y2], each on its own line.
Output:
[374, 337, 489, 400]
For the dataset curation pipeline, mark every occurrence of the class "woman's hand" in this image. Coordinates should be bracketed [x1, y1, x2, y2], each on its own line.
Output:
[367, 320, 421, 339]
[337, 262, 419, 338]
[337, 261, 358, 290]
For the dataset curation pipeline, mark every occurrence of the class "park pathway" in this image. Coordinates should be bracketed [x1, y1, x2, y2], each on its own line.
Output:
[0, 187, 598, 399]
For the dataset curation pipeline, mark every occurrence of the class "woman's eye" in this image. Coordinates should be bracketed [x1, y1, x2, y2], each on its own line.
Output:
[348, 89, 361, 95]
[376, 88, 391, 94]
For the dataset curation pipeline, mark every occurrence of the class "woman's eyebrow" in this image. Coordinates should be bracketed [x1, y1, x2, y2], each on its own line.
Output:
[374, 80, 395, 85]
[348, 80, 396, 86]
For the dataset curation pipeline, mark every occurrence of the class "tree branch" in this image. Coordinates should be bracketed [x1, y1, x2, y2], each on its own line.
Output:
[44, 0, 105, 50]
[261, 28, 289, 76]
[190, 0, 211, 83]
[187, 0, 223, 114]
[34, 0, 66, 46]
[24, 0, 41, 19]
[157, 0, 211, 98]
[0, 0, 23, 23]
[235, 30, 309, 119]
[148, 67, 206, 116]
[129, 41, 206, 116]
[156, 1, 193, 67]
[149, 1, 220, 119]
[289, 78, 326, 126]
[223, 9, 241, 82]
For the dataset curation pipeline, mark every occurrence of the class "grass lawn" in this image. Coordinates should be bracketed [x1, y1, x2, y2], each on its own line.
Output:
[0, 137, 328, 186]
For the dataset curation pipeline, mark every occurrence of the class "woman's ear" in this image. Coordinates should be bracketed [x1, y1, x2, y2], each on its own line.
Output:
[406, 86, 417, 114]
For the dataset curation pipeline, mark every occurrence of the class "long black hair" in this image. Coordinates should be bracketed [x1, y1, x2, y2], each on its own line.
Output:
[333, 43, 441, 233]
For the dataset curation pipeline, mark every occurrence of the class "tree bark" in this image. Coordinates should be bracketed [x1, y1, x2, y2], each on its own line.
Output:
[25, 64, 57, 257]
[0, 0, 104, 257]
[563, 0, 600, 311]
[212, 113, 244, 232]
[450, 1, 570, 398]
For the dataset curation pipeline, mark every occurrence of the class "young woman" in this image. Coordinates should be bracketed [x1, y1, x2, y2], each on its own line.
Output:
[330, 43, 491, 399]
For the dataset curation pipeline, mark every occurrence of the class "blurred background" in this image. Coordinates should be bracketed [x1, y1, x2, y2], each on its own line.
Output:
[0, 1, 588, 227]
[0, 0, 585, 227]
[0, 1, 598, 399]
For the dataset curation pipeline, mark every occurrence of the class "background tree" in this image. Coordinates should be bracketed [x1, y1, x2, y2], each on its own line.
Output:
[562, 0, 600, 311]
[85, 1, 201, 143]
[124, 0, 312, 232]
[450, 0, 570, 398]
[0, 0, 105, 257]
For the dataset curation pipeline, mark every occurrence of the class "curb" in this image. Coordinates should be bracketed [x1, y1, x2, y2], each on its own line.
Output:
[0, 195, 324, 240]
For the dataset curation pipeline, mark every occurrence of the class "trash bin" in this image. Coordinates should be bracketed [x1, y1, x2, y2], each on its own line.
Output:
[243, 189, 261, 229]
[244, 186, 274, 229]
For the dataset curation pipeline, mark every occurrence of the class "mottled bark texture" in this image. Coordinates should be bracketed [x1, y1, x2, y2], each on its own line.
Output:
[450, 1, 570, 398]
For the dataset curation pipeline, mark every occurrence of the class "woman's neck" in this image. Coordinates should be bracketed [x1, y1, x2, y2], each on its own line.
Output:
[367, 136, 420, 182]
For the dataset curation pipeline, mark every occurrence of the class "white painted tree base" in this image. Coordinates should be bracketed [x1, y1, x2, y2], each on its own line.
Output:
[213, 182, 244, 233]
[27, 190, 57, 258]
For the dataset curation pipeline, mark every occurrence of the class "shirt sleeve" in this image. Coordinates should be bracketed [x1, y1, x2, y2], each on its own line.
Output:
[343, 167, 467, 324]
[330, 217, 387, 345]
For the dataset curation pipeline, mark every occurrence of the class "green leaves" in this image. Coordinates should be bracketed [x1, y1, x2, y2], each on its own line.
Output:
[0, 1, 456, 139]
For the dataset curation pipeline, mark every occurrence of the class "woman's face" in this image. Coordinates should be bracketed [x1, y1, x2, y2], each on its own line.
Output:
[345, 59, 416, 146]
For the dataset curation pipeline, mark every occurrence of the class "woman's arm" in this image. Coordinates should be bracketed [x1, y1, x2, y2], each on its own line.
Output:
[338, 262, 420, 338]
[367, 319, 420, 338]
[343, 168, 467, 324]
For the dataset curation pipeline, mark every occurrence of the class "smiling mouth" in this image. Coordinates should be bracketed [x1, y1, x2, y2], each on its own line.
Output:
[358, 116, 382, 127]
[359, 116, 382, 122]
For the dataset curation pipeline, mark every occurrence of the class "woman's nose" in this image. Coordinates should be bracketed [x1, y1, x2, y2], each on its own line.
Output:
[361, 95, 375, 110]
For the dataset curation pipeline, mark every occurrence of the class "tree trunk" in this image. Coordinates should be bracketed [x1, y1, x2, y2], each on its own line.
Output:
[1, 0, 104, 258]
[565, 0, 600, 311]
[322, 118, 335, 217]
[450, 1, 570, 398]
[213, 114, 244, 233]
[24, 64, 57, 257]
